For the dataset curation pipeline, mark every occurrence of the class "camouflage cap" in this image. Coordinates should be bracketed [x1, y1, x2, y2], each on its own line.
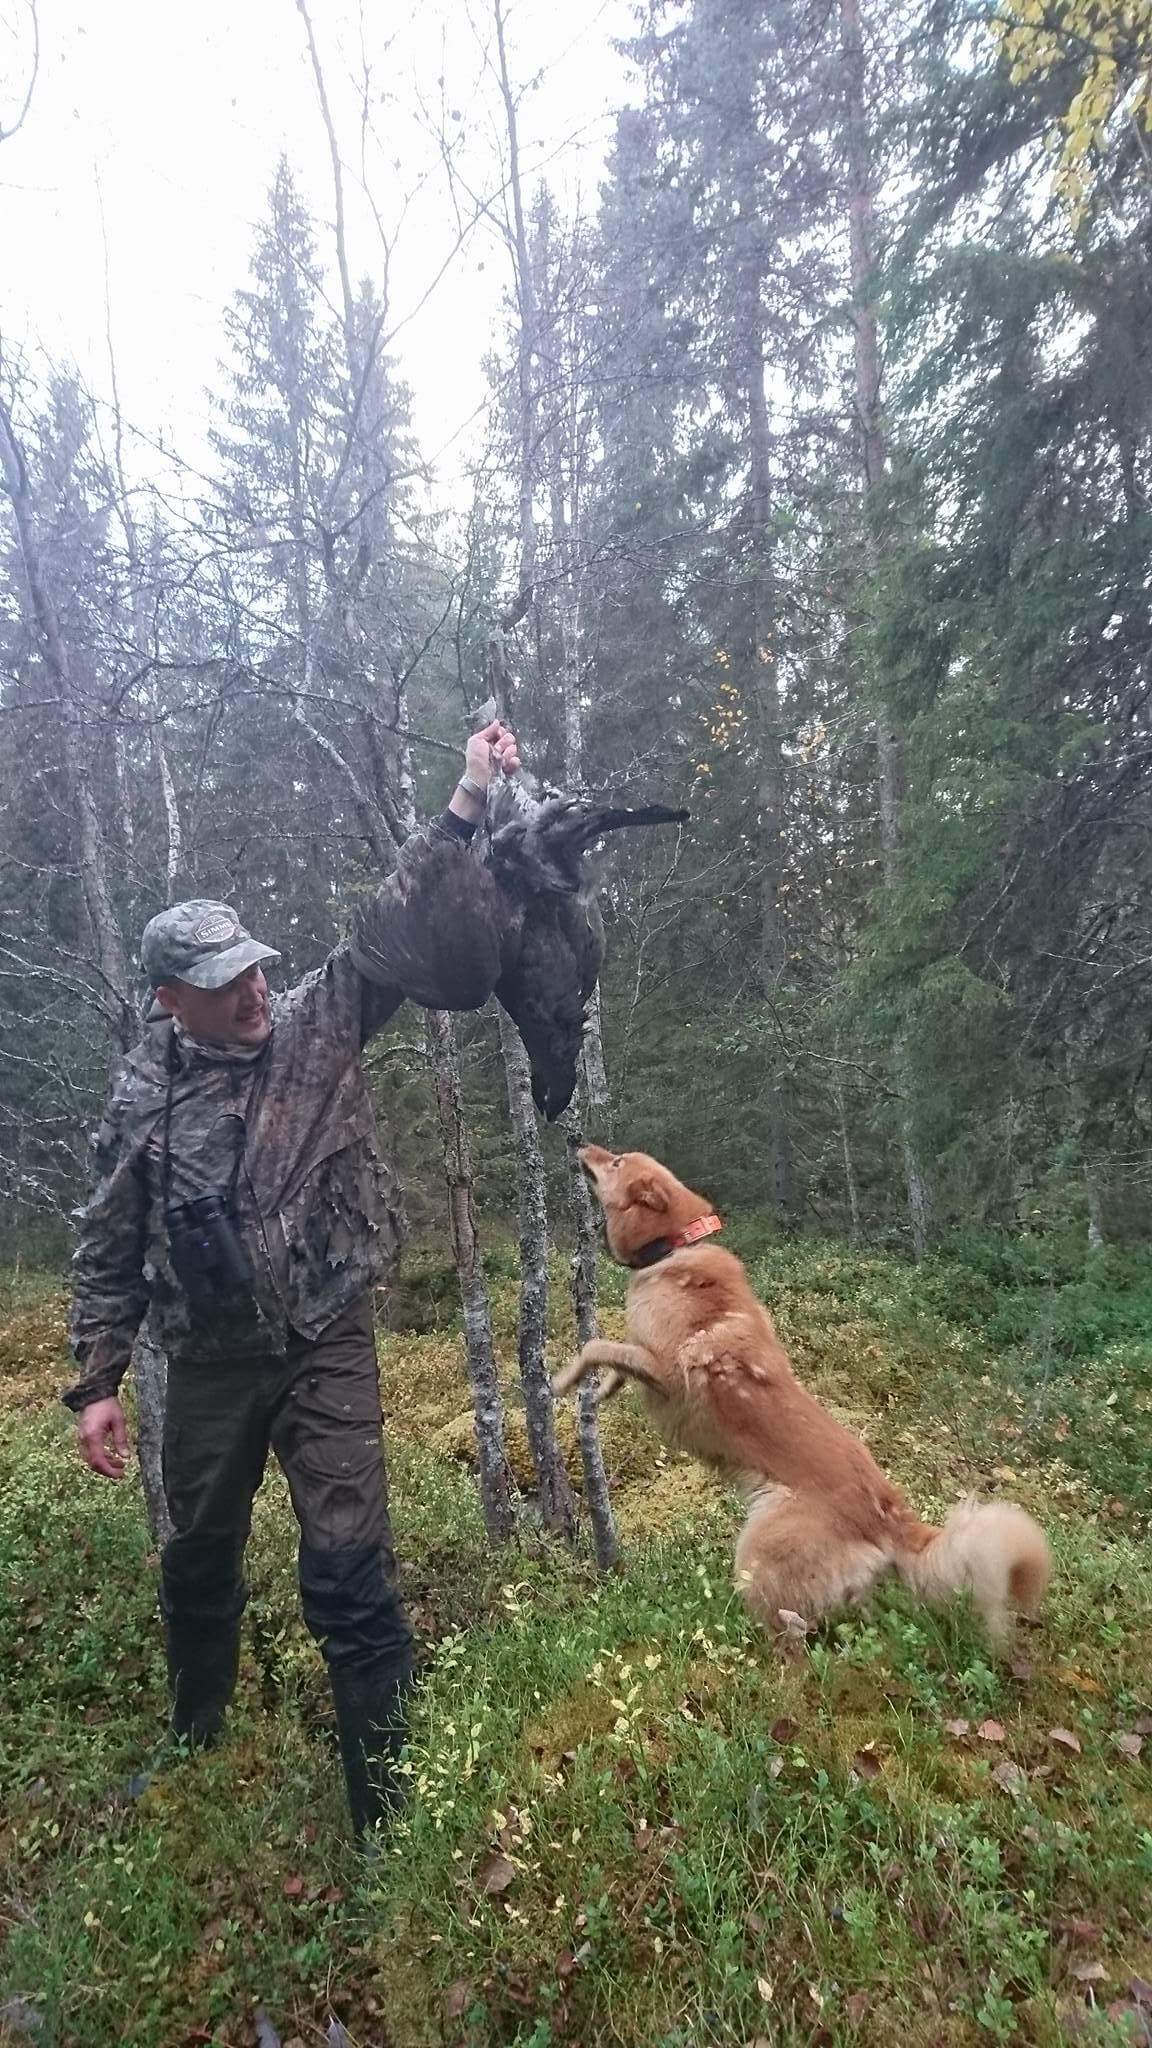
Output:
[139, 900, 281, 991]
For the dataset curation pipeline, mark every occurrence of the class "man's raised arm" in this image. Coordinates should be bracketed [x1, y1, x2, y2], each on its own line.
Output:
[349, 721, 523, 1026]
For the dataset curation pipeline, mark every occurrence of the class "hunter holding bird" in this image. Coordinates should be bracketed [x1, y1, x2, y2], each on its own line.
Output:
[64, 723, 521, 1842]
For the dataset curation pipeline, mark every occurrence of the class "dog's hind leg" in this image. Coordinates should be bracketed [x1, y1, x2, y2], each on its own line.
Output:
[552, 1340, 662, 1400]
[734, 1489, 888, 1636]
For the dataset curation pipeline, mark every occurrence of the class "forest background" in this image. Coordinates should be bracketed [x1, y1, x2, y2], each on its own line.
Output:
[2, 0, 1150, 1274]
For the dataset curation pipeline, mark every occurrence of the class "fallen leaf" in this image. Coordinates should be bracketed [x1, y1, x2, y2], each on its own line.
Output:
[978, 1719, 1006, 1742]
[745, 1910, 768, 1936]
[770, 1716, 798, 1743]
[444, 1981, 471, 2019]
[944, 1717, 971, 1737]
[633, 1823, 654, 1853]
[281, 1874, 305, 1899]
[845, 1991, 869, 2025]
[757, 1975, 774, 2002]
[476, 1852, 517, 1895]
[1054, 1666, 1106, 1697]
[766, 1755, 784, 1779]
[321, 1886, 343, 1906]
[851, 1746, 883, 1781]
[497, 1804, 524, 1850]
[1059, 1918, 1103, 1944]
[1049, 1727, 1082, 1754]
[1114, 1732, 1144, 1760]
[1010, 1658, 1034, 1682]
[0, 2000, 44, 2039]
[1133, 1716, 1152, 1738]
[1071, 1961, 1108, 1984]
[1107, 2002, 1152, 2044]
[777, 1609, 811, 1634]
[991, 1759, 1028, 1797]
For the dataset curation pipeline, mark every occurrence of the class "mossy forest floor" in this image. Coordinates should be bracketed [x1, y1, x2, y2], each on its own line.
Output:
[1, 1230, 1150, 2047]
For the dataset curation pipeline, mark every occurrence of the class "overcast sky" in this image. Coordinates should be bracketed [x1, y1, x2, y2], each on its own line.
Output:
[2, 0, 635, 498]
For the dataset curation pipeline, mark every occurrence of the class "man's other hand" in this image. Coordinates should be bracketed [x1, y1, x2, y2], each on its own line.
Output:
[77, 1396, 131, 1479]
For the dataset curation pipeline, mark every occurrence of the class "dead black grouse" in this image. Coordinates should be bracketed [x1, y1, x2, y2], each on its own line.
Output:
[481, 774, 688, 1118]
[350, 769, 687, 1120]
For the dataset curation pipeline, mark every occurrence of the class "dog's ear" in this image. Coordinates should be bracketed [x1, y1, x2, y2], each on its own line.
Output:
[628, 1174, 669, 1214]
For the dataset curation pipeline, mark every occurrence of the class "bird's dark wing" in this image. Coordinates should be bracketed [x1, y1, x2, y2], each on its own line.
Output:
[485, 788, 688, 897]
[481, 779, 687, 1119]
[351, 821, 522, 1009]
[494, 894, 605, 1119]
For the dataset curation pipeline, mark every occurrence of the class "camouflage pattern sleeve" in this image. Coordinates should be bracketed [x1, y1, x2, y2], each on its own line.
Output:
[64, 1080, 150, 1413]
[349, 816, 519, 1026]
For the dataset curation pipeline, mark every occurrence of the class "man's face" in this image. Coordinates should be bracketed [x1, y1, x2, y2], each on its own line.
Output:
[156, 964, 272, 1048]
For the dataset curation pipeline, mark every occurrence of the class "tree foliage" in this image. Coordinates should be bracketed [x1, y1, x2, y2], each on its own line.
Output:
[2, 0, 1149, 1259]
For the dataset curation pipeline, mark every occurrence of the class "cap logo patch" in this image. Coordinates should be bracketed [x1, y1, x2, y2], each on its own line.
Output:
[192, 912, 238, 945]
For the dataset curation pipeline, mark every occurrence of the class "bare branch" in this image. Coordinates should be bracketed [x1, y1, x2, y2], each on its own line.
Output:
[0, 0, 39, 143]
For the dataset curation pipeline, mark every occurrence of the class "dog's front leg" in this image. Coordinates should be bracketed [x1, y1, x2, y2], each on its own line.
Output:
[552, 1339, 662, 1400]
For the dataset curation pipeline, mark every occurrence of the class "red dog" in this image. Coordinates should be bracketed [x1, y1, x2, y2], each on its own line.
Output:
[555, 1147, 1050, 1645]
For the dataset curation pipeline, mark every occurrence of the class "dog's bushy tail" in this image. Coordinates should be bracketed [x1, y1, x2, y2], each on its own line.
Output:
[898, 1496, 1051, 1645]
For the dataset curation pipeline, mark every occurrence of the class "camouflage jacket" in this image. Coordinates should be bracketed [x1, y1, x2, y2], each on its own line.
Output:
[65, 817, 517, 1410]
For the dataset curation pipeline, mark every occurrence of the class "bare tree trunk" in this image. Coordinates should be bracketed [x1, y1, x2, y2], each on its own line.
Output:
[833, 1065, 861, 1242]
[840, 0, 933, 1256]
[131, 1325, 173, 1549]
[493, 0, 539, 617]
[536, 215, 618, 1567]
[288, 42, 514, 1545]
[1085, 1169, 1105, 1252]
[152, 716, 183, 902]
[736, 217, 795, 1223]
[0, 398, 135, 1051]
[386, 689, 510, 1548]
[564, 1111, 620, 1570]
[1, 393, 175, 1544]
[427, 1014, 516, 1545]
[499, 1011, 577, 1538]
[104, 288, 186, 910]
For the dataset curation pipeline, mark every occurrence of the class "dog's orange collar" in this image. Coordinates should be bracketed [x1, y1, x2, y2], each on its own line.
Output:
[670, 1213, 723, 1248]
[628, 1214, 723, 1269]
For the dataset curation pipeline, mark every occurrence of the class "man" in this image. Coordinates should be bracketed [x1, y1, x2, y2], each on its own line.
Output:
[64, 723, 520, 1842]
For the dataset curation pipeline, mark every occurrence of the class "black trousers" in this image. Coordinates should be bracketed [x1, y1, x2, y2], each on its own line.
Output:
[160, 1295, 412, 1679]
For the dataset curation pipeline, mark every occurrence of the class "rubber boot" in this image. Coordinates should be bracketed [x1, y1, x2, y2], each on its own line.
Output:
[328, 1656, 411, 1850]
[127, 1613, 242, 1799]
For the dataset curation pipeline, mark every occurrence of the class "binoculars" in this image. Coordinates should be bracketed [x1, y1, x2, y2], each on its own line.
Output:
[165, 1190, 255, 1315]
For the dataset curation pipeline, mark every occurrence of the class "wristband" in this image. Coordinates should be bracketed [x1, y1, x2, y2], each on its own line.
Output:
[456, 772, 489, 802]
